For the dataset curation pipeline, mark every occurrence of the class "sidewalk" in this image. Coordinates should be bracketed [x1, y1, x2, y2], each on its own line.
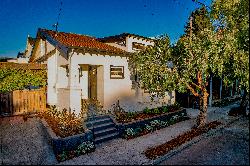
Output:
[59, 104, 240, 165]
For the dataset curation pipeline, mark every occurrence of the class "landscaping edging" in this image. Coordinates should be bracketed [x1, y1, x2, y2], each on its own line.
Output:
[113, 108, 187, 137]
[40, 118, 94, 156]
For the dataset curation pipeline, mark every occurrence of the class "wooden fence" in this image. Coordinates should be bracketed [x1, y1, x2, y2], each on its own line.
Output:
[0, 88, 46, 116]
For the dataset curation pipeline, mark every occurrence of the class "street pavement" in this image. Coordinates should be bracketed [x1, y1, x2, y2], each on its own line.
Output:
[158, 115, 249, 165]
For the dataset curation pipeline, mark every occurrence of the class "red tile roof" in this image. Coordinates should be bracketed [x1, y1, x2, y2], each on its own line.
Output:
[40, 29, 126, 54]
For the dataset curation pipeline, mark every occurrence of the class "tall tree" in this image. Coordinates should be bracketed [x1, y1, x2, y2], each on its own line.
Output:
[130, 7, 225, 128]
[211, 0, 249, 114]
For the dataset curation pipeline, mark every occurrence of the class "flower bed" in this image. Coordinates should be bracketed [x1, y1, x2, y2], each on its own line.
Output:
[39, 106, 95, 162]
[144, 121, 222, 160]
[38, 105, 85, 138]
[114, 108, 189, 139]
[56, 141, 95, 162]
[41, 118, 95, 162]
[114, 103, 181, 123]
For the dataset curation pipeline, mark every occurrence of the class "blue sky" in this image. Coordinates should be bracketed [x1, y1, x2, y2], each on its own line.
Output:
[0, 0, 211, 57]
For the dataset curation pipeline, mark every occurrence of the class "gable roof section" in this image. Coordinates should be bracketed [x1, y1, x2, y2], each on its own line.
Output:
[27, 37, 36, 45]
[40, 29, 126, 54]
[97, 33, 155, 43]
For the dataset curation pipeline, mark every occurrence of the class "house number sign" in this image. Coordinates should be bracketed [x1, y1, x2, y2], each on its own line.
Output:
[110, 65, 124, 79]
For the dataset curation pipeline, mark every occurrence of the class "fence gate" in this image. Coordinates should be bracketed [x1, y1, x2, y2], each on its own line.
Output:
[0, 88, 46, 116]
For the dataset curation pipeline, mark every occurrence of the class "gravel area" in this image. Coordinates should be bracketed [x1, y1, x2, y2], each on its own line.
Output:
[0, 116, 57, 165]
[59, 104, 239, 165]
[0, 103, 242, 165]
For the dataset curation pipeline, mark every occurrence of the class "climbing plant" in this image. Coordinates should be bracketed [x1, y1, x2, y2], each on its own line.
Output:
[0, 67, 47, 93]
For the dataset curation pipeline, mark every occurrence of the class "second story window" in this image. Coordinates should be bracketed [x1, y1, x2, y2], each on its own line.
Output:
[132, 42, 145, 51]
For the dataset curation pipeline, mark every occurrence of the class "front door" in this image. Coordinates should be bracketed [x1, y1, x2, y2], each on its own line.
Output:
[88, 65, 97, 100]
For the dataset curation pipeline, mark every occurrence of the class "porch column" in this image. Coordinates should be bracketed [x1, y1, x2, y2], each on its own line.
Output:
[68, 58, 82, 115]
[47, 52, 58, 105]
[208, 75, 213, 107]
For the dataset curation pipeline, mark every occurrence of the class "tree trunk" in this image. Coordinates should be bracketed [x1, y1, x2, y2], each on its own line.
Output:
[196, 90, 209, 128]
[239, 87, 248, 116]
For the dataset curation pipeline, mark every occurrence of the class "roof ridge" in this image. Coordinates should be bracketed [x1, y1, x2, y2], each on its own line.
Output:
[39, 28, 96, 39]
[39, 28, 127, 54]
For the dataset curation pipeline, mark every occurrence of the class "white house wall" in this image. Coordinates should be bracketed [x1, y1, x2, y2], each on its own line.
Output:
[65, 52, 175, 114]
[69, 53, 134, 113]
[105, 42, 127, 51]
[125, 37, 154, 52]
[47, 52, 58, 105]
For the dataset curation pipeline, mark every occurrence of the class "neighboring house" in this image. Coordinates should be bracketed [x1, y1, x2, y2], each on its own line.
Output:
[7, 35, 36, 64]
[29, 28, 175, 116]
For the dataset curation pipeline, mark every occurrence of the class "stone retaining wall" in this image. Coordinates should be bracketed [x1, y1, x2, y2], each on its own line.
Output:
[111, 108, 187, 137]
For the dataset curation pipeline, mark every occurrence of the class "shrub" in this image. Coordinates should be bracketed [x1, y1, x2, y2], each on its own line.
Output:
[162, 106, 169, 113]
[125, 128, 136, 137]
[153, 108, 160, 114]
[143, 107, 151, 114]
[159, 120, 168, 127]
[39, 106, 85, 138]
[76, 141, 95, 155]
[145, 124, 154, 131]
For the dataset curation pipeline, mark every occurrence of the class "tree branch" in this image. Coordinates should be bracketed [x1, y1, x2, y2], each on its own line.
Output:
[186, 83, 199, 97]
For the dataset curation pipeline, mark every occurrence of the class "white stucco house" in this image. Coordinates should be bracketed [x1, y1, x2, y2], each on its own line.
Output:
[29, 28, 175, 116]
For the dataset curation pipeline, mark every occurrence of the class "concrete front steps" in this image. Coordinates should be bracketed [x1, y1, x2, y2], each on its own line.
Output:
[86, 115, 119, 144]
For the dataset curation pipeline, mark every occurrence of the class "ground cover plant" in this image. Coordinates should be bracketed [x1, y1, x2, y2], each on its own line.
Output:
[114, 103, 181, 123]
[144, 121, 222, 159]
[56, 141, 95, 162]
[38, 105, 86, 138]
[123, 113, 190, 140]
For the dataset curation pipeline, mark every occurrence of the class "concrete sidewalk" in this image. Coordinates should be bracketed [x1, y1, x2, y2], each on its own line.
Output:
[59, 104, 240, 165]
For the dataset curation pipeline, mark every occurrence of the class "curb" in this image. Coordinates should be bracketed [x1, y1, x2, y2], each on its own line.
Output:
[150, 115, 242, 165]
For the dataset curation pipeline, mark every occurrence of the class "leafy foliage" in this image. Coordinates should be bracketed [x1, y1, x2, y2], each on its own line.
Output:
[0, 67, 47, 93]
[57, 141, 95, 162]
[123, 114, 189, 140]
[39, 106, 86, 138]
[114, 103, 181, 123]
[130, 0, 249, 127]
[211, 0, 249, 91]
